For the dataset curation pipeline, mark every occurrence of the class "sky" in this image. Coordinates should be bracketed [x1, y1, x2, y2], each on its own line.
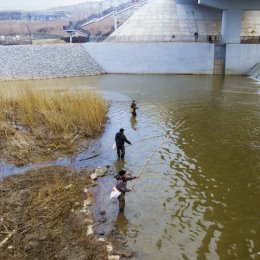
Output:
[0, 0, 103, 11]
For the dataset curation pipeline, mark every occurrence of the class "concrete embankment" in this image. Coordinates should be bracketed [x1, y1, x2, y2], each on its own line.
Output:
[247, 62, 260, 81]
[2, 42, 260, 78]
[0, 44, 104, 80]
[225, 44, 260, 75]
[83, 42, 215, 74]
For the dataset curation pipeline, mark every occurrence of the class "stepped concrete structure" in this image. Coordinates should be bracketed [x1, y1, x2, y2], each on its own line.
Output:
[110, 0, 260, 43]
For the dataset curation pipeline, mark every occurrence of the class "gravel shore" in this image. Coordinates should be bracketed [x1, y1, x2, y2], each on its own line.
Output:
[0, 44, 105, 80]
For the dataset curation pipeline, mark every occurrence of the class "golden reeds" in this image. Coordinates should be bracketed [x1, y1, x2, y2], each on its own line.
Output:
[0, 83, 108, 164]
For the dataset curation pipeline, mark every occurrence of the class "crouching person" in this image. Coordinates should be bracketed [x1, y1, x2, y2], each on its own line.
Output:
[115, 170, 138, 213]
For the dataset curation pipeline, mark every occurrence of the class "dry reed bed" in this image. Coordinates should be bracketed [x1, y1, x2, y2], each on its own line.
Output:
[0, 166, 108, 260]
[0, 84, 108, 165]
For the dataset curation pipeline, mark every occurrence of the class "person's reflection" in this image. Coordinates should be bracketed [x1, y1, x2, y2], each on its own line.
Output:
[115, 159, 126, 172]
[130, 116, 137, 131]
[115, 212, 129, 235]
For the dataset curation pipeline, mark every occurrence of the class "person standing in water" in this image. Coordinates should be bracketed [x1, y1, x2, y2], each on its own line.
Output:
[115, 170, 138, 212]
[130, 100, 138, 117]
[115, 128, 131, 160]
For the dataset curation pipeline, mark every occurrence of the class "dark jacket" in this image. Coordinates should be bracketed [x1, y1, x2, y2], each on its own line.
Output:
[116, 176, 137, 193]
[131, 102, 136, 110]
[115, 132, 131, 147]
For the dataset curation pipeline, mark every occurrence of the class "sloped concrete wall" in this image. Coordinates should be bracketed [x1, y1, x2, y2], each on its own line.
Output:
[111, 0, 260, 41]
[83, 42, 215, 74]
[225, 44, 260, 74]
[112, 0, 222, 40]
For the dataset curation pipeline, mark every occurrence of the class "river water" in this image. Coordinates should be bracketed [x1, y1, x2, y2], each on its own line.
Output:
[1, 75, 259, 259]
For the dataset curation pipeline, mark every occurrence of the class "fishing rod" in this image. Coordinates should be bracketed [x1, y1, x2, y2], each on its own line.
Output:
[112, 133, 165, 152]
[131, 121, 185, 190]
[125, 134, 165, 148]
[112, 132, 170, 153]
[113, 121, 186, 152]
[82, 123, 187, 162]
[135, 81, 145, 104]
[126, 123, 188, 149]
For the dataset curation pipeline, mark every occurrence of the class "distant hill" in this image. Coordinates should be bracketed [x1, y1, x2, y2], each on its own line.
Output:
[49, 0, 129, 21]
[49, 1, 105, 21]
[0, 0, 134, 44]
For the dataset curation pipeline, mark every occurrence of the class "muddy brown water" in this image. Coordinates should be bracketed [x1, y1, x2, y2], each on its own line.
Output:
[1, 75, 259, 259]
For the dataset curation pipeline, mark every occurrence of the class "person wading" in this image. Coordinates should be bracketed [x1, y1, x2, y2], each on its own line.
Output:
[115, 128, 131, 160]
[115, 170, 138, 212]
[130, 100, 138, 117]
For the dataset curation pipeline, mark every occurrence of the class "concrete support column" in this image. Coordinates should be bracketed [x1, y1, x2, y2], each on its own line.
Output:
[69, 34, 73, 43]
[221, 9, 243, 44]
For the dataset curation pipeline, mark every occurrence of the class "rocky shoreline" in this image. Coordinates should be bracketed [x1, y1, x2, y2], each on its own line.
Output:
[0, 44, 105, 80]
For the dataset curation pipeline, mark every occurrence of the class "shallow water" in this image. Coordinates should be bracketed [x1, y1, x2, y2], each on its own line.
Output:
[1, 75, 259, 259]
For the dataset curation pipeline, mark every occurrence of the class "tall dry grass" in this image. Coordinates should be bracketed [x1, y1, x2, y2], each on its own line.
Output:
[0, 85, 107, 135]
[17, 87, 107, 135]
[0, 83, 107, 164]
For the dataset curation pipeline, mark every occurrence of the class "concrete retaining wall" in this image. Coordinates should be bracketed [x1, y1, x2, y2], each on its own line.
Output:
[225, 44, 260, 74]
[1, 42, 260, 79]
[83, 42, 215, 74]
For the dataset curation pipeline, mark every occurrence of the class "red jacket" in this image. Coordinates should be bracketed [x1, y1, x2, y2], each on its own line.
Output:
[116, 176, 136, 193]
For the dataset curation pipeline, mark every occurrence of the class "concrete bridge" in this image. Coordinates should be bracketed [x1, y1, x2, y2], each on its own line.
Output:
[199, 0, 260, 44]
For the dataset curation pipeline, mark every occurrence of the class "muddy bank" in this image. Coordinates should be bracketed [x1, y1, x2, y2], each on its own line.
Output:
[0, 127, 96, 167]
[0, 166, 109, 260]
[0, 164, 135, 260]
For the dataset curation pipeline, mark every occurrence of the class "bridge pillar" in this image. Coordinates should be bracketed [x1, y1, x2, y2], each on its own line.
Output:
[221, 9, 243, 44]
[69, 34, 73, 43]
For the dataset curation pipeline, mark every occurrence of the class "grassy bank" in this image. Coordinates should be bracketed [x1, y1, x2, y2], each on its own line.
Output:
[0, 166, 108, 260]
[0, 84, 108, 165]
